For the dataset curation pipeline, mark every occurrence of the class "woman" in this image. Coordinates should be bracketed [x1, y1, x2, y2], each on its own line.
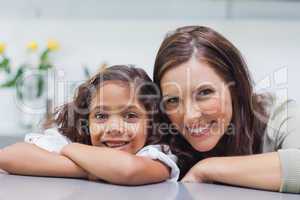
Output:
[153, 26, 300, 193]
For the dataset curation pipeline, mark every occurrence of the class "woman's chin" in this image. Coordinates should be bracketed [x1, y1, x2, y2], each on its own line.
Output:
[193, 145, 214, 152]
[190, 140, 218, 152]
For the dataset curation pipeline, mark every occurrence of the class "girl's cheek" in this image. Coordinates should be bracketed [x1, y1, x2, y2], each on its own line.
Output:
[125, 123, 142, 138]
[126, 120, 147, 141]
[89, 122, 104, 142]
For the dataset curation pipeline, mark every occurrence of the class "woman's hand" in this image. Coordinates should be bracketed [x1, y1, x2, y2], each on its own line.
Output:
[87, 173, 99, 181]
[181, 158, 215, 183]
[182, 153, 281, 192]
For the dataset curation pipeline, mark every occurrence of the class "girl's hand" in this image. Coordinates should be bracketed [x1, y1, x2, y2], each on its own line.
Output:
[0, 149, 5, 173]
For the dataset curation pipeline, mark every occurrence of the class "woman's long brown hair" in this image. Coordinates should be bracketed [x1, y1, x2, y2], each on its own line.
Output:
[153, 26, 270, 179]
[50, 65, 161, 146]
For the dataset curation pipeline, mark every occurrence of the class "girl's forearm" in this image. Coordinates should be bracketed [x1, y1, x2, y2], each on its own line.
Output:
[61, 143, 170, 185]
[187, 152, 281, 191]
[61, 143, 138, 183]
[0, 143, 88, 178]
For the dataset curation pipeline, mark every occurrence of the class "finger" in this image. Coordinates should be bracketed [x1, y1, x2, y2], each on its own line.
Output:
[181, 175, 196, 182]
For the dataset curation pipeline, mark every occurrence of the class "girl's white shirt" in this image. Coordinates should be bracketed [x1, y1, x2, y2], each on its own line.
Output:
[24, 128, 179, 182]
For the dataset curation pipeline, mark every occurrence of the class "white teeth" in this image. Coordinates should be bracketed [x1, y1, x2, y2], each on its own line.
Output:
[104, 142, 128, 148]
[188, 124, 210, 134]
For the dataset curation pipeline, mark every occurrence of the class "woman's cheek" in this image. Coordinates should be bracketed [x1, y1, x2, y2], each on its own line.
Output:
[167, 107, 184, 126]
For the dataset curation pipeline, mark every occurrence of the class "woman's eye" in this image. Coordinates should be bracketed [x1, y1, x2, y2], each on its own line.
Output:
[163, 96, 179, 110]
[165, 97, 179, 104]
[196, 89, 214, 99]
[94, 113, 108, 121]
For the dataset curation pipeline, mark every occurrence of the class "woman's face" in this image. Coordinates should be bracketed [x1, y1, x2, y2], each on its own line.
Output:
[160, 56, 233, 152]
[88, 81, 148, 154]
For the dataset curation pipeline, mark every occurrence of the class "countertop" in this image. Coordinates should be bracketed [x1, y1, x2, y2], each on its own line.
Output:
[0, 173, 298, 200]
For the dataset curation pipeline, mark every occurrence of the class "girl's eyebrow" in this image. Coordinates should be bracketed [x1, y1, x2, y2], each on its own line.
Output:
[91, 105, 141, 111]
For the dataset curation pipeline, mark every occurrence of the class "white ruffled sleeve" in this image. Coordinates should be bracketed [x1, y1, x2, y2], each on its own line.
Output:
[136, 144, 179, 182]
[24, 128, 71, 153]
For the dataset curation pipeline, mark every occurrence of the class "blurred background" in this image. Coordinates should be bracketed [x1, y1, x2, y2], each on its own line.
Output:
[0, 0, 299, 144]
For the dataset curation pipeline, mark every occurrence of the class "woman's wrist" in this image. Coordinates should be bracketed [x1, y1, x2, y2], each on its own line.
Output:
[196, 157, 220, 182]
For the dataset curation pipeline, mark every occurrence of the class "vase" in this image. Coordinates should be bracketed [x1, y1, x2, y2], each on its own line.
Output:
[15, 69, 50, 131]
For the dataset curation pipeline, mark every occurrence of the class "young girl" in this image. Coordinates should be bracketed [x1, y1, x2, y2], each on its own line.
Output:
[0, 65, 179, 185]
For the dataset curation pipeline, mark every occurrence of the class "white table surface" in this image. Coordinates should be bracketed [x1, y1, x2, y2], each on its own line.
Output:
[0, 172, 298, 200]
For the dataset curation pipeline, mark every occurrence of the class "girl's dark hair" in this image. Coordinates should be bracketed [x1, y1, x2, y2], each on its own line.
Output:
[153, 26, 270, 178]
[51, 65, 161, 146]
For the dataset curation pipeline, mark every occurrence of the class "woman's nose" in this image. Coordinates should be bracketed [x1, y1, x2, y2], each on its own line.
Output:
[183, 101, 202, 125]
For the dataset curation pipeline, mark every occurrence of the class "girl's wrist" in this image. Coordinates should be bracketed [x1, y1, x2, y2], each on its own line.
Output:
[0, 149, 4, 165]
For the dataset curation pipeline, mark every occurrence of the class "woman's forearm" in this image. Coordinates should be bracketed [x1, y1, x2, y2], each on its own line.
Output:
[184, 152, 281, 191]
[0, 142, 88, 178]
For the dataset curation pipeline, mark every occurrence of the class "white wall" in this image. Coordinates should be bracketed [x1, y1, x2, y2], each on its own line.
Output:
[1, 0, 300, 20]
[0, 19, 299, 136]
[1, 19, 299, 93]
[0, 0, 300, 135]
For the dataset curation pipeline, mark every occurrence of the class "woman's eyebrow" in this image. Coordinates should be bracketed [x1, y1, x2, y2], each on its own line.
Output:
[192, 83, 214, 93]
[162, 94, 177, 99]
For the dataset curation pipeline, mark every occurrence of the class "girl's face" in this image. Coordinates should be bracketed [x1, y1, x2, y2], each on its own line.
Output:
[88, 81, 148, 154]
[160, 56, 233, 152]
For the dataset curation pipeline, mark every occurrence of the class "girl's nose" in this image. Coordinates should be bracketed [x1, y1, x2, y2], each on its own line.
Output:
[106, 117, 124, 136]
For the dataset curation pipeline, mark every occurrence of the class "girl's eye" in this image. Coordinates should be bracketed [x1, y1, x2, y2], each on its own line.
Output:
[123, 112, 139, 123]
[163, 96, 180, 110]
[94, 113, 108, 122]
[195, 88, 214, 100]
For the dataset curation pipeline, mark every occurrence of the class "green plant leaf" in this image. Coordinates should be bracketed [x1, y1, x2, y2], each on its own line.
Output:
[0, 57, 11, 73]
[0, 67, 24, 88]
[37, 74, 45, 98]
[40, 49, 50, 63]
[39, 63, 52, 70]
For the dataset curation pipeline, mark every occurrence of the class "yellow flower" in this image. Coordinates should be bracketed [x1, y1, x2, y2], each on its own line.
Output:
[47, 39, 60, 51]
[0, 42, 6, 55]
[26, 41, 38, 52]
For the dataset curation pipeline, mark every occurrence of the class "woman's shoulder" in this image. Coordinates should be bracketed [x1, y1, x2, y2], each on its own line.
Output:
[263, 93, 299, 150]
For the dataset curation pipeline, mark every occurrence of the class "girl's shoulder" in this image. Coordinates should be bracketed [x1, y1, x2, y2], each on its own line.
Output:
[136, 144, 180, 182]
[24, 128, 71, 153]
